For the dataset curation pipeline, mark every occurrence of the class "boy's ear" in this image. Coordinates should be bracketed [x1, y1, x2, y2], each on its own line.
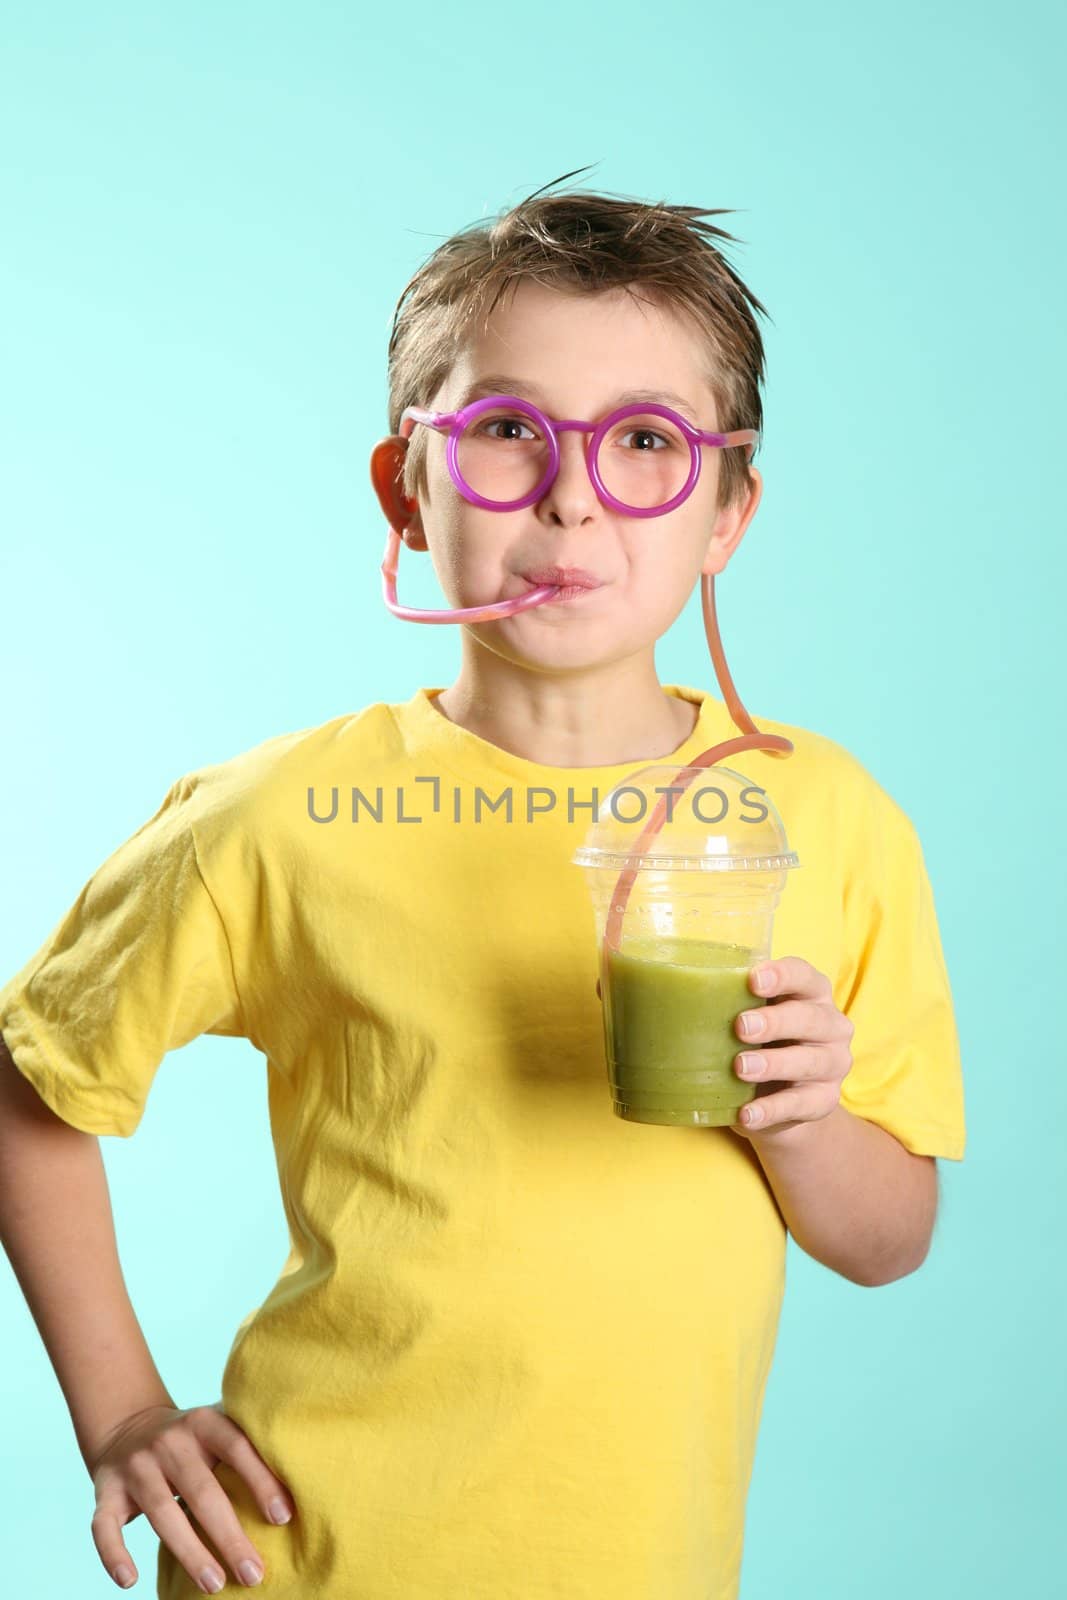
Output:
[369, 435, 429, 552]
[700, 467, 763, 577]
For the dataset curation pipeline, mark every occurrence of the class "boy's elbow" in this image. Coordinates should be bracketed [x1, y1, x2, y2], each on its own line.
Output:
[860, 1155, 939, 1286]
[857, 1240, 933, 1288]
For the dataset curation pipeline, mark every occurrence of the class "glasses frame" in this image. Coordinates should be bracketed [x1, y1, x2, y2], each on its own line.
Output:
[399, 394, 759, 518]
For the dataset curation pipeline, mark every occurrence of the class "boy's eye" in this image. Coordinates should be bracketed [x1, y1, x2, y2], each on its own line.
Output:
[617, 428, 670, 451]
[477, 416, 539, 442]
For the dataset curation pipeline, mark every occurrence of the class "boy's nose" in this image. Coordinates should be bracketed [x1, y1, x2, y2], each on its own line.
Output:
[546, 432, 598, 507]
[557, 430, 591, 472]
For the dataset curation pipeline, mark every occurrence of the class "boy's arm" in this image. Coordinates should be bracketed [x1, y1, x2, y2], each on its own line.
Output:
[0, 1032, 177, 1472]
[743, 1102, 939, 1286]
[728, 950, 950, 1285]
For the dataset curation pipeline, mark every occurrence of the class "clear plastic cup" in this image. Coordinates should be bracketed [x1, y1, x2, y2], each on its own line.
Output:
[573, 761, 801, 1128]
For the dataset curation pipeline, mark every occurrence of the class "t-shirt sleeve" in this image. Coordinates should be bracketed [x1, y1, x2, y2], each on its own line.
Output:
[0, 774, 245, 1138]
[834, 776, 966, 1161]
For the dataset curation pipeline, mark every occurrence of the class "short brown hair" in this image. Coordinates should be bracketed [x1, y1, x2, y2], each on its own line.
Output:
[386, 167, 772, 514]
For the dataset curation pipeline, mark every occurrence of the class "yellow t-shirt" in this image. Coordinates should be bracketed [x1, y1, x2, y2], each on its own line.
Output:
[0, 683, 966, 1600]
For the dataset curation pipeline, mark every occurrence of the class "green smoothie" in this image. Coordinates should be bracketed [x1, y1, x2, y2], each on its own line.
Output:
[602, 932, 765, 1127]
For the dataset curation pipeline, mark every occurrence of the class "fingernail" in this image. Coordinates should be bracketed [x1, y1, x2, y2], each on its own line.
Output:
[200, 1571, 225, 1595]
[238, 1559, 264, 1585]
[113, 1565, 134, 1588]
[269, 1496, 292, 1524]
[752, 966, 775, 993]
[739, 1053, 766, 1077]
[740, 1010, 765, 1037]
[744, 1104, 764, 1126]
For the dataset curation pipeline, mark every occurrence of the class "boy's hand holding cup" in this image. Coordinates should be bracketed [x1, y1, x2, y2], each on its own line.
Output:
[729, 954, 856, 1137]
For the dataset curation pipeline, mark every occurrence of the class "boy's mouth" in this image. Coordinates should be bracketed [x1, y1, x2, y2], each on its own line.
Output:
[520, 566, 603, 598]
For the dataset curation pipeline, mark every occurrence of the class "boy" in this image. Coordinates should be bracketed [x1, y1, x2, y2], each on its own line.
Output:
[0, 182, 966, 1599]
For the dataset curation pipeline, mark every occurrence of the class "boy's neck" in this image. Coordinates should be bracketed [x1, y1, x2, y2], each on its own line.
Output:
[429, 665, 700, 769]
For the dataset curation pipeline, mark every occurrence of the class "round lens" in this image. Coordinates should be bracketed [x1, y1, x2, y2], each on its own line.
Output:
[595, 411, 693, 510]
[455, 405, 552, 504]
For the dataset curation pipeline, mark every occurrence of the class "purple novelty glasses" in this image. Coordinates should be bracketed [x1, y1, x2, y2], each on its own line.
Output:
[400, 394, 759, 518]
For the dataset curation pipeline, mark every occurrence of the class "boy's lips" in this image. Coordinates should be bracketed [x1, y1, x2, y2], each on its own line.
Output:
[520, 566, 603, 591]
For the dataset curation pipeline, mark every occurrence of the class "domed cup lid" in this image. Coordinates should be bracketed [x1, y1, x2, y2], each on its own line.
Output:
[571, 761, 800, 873]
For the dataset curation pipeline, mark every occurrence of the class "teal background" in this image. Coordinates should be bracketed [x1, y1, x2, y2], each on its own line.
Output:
[0, 2, 1061, 1594]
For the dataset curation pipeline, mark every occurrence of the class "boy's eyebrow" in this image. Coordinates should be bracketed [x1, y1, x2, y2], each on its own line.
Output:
[455, 373, 703, 426]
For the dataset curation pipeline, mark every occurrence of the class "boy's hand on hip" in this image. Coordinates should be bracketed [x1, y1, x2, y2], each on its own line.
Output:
[87, 1400, 296, 1592]
[731, 956, 854, 1138]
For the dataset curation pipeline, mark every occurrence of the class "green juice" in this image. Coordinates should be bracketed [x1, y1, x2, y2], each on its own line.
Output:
[602, 933, 765, 1127]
